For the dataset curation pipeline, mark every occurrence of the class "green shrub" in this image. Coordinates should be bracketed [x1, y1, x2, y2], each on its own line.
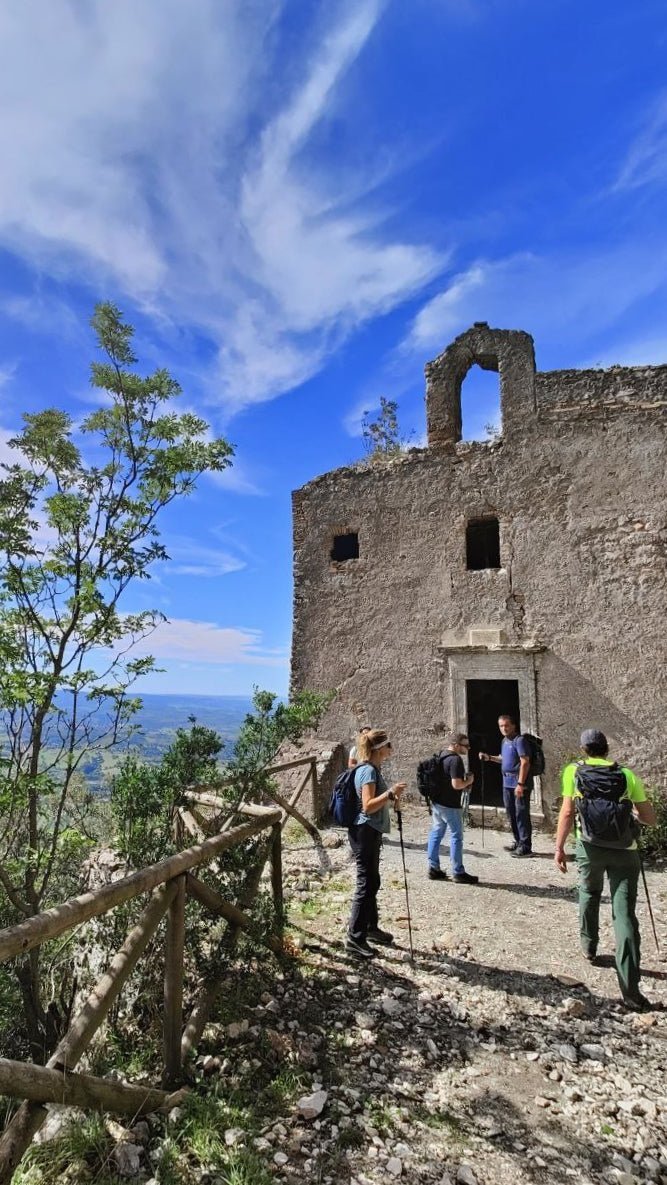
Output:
[639, 789, 667, 860]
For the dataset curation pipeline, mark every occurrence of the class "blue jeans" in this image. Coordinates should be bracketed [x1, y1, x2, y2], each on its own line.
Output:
[427, 804, 464, 875]
[503, 784, 532, 852]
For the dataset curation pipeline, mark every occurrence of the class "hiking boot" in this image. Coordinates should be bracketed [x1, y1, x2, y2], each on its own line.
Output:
[621, 992, 654, 1013]
[510, 848, 533, 858]
[428, 868, 449, 881]
[452, 872, 479, 885]
[367, 927, 394, 946]
[345, 936, 376, 960]
[504, 842, 518, 852]
[581, 945, 599, 965]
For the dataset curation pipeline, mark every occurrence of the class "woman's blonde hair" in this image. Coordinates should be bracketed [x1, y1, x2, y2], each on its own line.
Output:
[356, 728, 388, 763]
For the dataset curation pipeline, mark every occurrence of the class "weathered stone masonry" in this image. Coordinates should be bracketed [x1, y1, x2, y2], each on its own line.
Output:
[290, 324, 667, 821]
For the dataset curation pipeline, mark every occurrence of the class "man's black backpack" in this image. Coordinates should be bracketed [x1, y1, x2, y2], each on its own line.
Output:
[574, 761, 639, 848]
[328, 763, 373, 827]
[521, 733, 545, 777]
[417, 753, 448, 807]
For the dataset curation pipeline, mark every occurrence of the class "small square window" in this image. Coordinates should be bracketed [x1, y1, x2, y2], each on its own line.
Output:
[466, 518, 500, 570]
[331, 532, 359, 562]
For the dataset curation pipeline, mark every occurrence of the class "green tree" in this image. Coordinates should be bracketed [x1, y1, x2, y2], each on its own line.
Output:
[361, 396, 413, 462]
[0, 303, 232, 1057]
[112, 718, 223, 867]
[229, 688, 332, 803]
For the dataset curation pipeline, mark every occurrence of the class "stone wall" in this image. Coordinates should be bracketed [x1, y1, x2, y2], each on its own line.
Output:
[269, 741, 347, 825]
[290, 324, 667, 822]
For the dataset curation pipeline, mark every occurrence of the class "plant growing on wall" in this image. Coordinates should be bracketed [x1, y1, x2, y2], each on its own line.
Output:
[0, 303, 232, 1059]
[361, 397, 413, 463]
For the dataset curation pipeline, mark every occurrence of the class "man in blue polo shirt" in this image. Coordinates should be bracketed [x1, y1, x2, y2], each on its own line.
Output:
[480, 714, 533, 857]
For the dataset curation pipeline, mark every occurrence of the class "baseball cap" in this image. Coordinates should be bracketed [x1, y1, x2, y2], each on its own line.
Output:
[580, 728, 607, 748]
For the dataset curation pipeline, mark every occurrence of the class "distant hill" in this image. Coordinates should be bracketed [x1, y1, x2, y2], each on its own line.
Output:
[130, 693, 253, 758]
[77, 693, 254, 795]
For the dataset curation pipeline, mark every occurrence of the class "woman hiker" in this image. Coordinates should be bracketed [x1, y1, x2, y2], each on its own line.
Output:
[346, 728, 406, 960]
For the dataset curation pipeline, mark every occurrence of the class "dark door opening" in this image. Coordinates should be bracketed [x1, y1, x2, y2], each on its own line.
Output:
[466, 678, 520, 807]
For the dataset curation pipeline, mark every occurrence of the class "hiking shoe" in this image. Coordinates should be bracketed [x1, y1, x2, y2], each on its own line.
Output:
[367, 927, 394, 946]
[345, 936, 376, 960]
[428, 868, 449, 881]
[581, 946, 599, 964]
[621, 993, 654, 1013]
[510, 848, 534, 858]
[504, 842, 518, 852]
[452, 872, 479, 885]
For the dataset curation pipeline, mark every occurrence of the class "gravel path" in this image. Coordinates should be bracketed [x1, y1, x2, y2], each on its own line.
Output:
[289, 807, 667, 1008]
[275, 807, 667, 1185]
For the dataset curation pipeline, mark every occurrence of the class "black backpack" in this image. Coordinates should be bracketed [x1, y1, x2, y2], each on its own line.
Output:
[521, 733, 545, 776]
[574, 762, 638, 848]
[328, 762, 373, 827]
[417, 753, 448, 807]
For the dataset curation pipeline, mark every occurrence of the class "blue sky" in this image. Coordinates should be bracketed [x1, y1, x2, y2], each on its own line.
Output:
[1, 0, 666, 696]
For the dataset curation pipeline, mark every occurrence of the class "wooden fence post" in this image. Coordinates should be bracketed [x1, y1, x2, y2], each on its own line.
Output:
[0, 1058, 183, 1117]
[163, 874, 186, 1088]
[310, 758, 318, 823]
[0, 882, 177, 1185]
[270, 823, 283, 933]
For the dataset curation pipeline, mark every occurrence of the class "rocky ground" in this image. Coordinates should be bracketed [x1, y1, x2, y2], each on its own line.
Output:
[261, 809, 667, 1185]
[18, 811, 667, 1185]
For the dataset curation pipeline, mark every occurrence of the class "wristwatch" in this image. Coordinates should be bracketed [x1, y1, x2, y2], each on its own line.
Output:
[516, 782, 526, 788]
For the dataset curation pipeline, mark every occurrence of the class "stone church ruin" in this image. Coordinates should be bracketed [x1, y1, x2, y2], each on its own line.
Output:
[290, 323, 667, 823]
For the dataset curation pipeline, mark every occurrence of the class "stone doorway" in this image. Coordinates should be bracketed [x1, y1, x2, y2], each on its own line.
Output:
[466, 678, 520, 808]
[441, 645, 543, 817]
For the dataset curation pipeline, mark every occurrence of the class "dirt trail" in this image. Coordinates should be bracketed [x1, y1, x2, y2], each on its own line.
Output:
[276, 809, 667, 1185]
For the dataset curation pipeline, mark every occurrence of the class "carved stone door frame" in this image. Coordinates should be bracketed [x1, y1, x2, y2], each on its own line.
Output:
[440, 646, 543, 813]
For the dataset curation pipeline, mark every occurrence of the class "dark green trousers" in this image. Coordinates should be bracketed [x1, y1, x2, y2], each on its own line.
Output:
[576, 839, 641, 1000]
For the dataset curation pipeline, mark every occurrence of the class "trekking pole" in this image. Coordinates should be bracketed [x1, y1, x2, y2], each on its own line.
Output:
[639, 852, 661, 955]
[395, 809, 414, 966]
[480, 757, 486, 849]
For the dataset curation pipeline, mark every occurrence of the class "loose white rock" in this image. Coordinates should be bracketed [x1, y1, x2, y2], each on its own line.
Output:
[224, 1127, 245, 1146]
[355, 1012, 376, 1029]
[558, 1043, 579, 1063]
[381, 997, 402, 1017]
[580, 1043, 606, 1061]
[112, 1142, 143, 1177]
[297, 1090, 328, 1120]
[456, 1166, 479, 1185]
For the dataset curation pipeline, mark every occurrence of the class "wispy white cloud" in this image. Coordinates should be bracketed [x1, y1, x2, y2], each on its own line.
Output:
[582, 334, 667, 369]
[205, 462, 265, 497]
[161, 536, 246, 578]
[343, 395, 376, 438]
[0, 1, 442, 412]
[403, 243, 667, 359]
[130, 617, 288, 667]
[0, 363, 17, 393]
[614, 91, 667, 192]
[0, 426, 20, 468]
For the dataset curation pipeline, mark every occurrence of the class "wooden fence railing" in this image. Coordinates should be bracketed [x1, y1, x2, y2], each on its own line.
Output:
[181, 754, 322, 845]
[0, 754, 327, 1183]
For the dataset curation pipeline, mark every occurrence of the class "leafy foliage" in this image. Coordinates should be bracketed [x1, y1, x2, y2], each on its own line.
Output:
[111, 719, 223, 866]
[99, 692, 329, 1066]
[361, 396, 413, 463]
[639, 789, 667, 860]
[0, 303, 232, 1055]
[228, 687, 333, 803]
